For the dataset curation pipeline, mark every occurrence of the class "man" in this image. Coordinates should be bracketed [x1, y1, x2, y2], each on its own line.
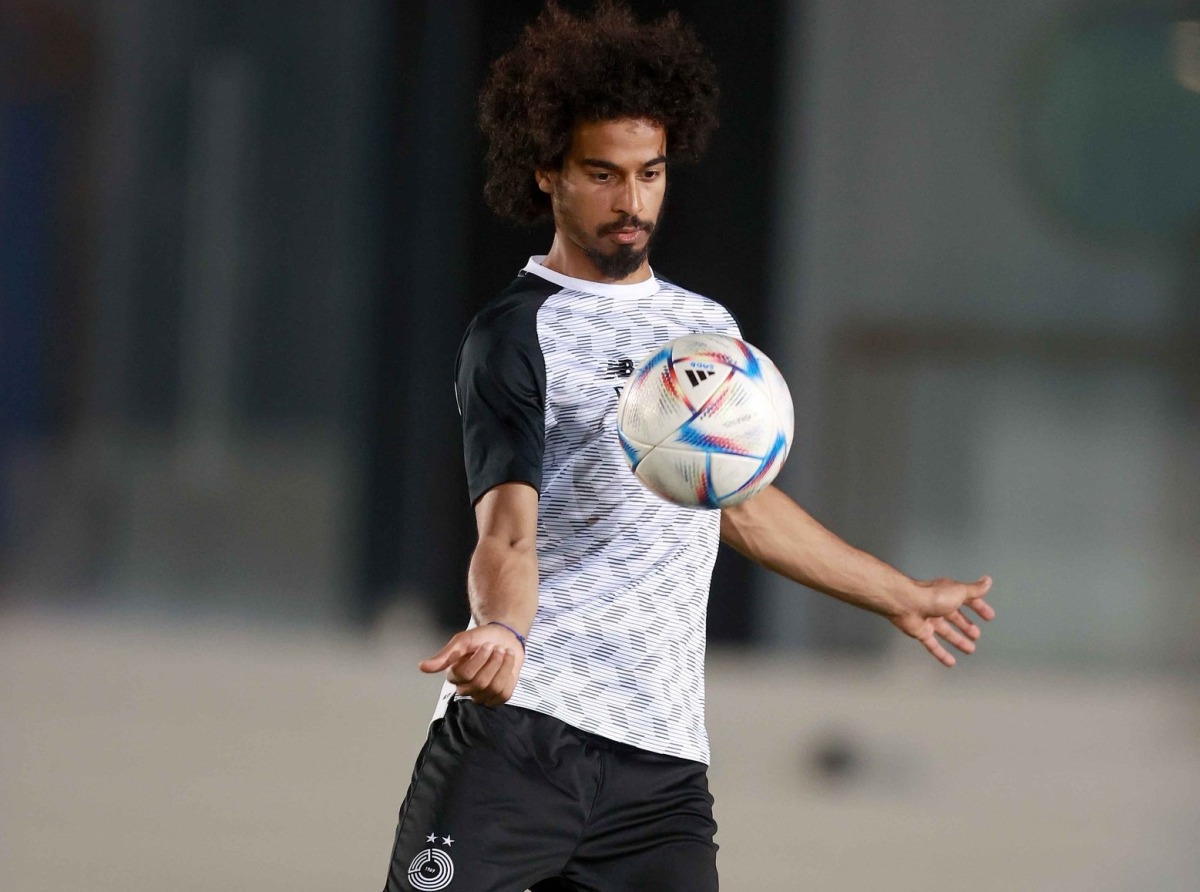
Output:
[383, 4, 994, 890]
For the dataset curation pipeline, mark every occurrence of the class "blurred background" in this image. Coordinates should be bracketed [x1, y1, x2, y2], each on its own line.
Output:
[2, 0, 1199, 889]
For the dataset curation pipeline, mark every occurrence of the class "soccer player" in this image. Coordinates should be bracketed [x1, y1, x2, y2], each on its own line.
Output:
[383, 4, 995, 891]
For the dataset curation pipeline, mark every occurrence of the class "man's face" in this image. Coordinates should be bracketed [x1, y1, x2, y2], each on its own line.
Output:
[536, 118, 667, 282]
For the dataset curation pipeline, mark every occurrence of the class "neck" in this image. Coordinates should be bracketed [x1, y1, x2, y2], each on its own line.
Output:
[540, 233, 653, 285]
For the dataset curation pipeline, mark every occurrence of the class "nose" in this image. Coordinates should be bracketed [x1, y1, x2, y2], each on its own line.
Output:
[613, 176, 644, 217]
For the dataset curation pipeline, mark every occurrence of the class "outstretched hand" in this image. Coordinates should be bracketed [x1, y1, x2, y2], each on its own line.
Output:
[419, 623, 527, 706]
[889, 575, 995, 667]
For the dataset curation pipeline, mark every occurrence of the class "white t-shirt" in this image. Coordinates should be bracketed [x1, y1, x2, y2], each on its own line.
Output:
[438, 257, 741, 765]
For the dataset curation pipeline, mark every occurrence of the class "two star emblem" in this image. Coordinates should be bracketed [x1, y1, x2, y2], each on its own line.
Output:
[426, 832, 455, 847]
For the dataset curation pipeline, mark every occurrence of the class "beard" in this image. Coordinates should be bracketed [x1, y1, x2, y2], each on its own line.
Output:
[583, 214, 659, 280]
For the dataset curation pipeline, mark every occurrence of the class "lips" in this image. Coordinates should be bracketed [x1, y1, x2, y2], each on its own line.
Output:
[611, 229, 642, 244]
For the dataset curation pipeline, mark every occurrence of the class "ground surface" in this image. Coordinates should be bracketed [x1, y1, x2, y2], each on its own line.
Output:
[2, 610, 1198, 891]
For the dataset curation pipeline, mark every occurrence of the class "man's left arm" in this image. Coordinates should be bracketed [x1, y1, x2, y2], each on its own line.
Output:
[720, 485, 995, 666]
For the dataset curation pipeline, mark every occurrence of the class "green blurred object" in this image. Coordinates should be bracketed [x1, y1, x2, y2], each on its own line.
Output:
[1020, 4, 1200, 240]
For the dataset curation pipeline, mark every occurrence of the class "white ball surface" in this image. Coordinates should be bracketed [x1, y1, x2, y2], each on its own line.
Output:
[616, 333, 794, 509]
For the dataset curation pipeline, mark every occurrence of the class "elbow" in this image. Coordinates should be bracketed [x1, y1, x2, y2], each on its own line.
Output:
[720, 492, 758, 531]
[720, 487, 775, 552]
[477, 528, 537, 557]
[719, 503, 748, 549]
[507, 533, 537, 555]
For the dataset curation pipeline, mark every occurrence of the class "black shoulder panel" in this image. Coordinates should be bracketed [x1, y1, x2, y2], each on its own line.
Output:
[454, 272, 559, 505]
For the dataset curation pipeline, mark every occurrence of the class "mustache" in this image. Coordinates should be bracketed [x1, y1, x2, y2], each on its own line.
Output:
[597, 216, 654, 236]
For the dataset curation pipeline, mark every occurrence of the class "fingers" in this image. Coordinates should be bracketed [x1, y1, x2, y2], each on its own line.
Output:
[478, 650, 519, 707]
[418, 639, 467, 674]
[446, 642, 500, 685]
[902, 575, 995, 666]
[918, 626, 957, 667]
[419, 630, 523, 706]
[967, 595, 997, 622]
[924, 604, 993, 665]
[933, 616, 975, 654]
[930, 575, 995, 624]
[965, 576, 996, 621]
[902, 614, 977, 667]
[419, 627, 516, 674]
[454, 646, 519, 706]
[946, 609, 981, 641]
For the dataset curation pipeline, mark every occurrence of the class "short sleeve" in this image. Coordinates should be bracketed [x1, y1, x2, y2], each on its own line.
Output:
[454, 300, 548, 505]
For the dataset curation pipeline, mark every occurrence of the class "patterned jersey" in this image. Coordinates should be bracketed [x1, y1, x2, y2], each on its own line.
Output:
[435, 256, 741, 765]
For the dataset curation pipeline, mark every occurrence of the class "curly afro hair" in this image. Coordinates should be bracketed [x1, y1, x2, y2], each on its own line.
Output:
[479, 1, 720, 224]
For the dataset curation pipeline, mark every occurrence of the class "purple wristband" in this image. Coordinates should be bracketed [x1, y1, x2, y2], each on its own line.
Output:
[487, 621, 526, 651]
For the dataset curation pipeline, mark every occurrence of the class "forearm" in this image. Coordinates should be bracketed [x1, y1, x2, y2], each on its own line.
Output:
[720, 485, 914, 617]
[466, 533, 539, 637]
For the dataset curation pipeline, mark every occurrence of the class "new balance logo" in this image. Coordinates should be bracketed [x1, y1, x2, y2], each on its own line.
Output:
[684, 369, 713, 387]
[605, 358, 635, 379]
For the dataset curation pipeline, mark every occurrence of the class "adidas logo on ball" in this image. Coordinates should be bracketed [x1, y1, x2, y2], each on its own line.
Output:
[616, 333, 794, 509]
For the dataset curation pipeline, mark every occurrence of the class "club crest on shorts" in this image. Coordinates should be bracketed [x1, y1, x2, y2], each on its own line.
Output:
[407, 833, 455, 891]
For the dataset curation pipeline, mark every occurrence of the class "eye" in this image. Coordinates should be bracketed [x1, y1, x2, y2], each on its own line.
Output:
[591, 171, 612, 183]
[641, 168, 664, 181]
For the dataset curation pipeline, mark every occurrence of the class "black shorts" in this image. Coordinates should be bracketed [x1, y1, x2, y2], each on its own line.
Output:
[382, 698, 719, 892]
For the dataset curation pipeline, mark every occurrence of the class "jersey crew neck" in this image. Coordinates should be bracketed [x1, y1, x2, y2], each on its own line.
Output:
[522, 256, 661, 300]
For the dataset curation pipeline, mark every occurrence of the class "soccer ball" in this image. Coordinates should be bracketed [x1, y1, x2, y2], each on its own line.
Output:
[616, 333, 794, 509]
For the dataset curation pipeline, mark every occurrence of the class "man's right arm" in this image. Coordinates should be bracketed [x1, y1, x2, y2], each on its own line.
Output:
[419, 482, 538, 706]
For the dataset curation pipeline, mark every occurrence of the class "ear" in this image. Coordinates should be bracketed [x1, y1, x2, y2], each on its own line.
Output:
[535, 169, 555, 195]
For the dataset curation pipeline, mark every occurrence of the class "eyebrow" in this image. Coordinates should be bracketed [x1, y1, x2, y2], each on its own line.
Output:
[580, 156, 668, 171]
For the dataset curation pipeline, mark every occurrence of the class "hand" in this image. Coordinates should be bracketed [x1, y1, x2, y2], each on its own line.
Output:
[419, 623, 527, 706]
[889, 576, 995, 667]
